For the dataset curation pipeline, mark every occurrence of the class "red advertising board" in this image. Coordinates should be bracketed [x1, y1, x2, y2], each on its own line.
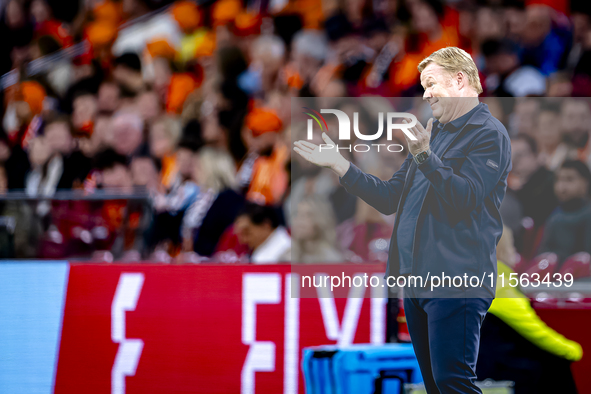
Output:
[54, 263, 388, 394]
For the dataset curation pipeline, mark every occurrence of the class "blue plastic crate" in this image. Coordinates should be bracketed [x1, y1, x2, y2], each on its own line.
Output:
[302, 344, 423, 394]
[302, 346, 339, 394]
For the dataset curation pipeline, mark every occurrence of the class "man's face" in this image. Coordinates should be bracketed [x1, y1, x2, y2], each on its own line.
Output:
[102, 163, 132, 190]
[235, 215, 273, 250]
[251, 132, 278, 155]
[555, 168, 588, 202]
[97, 83, 120, 114]
[130, 157, 157, 188]
[72, 94, 98, 130]
[112, 116, 143, 156]
[45, 122, 73, 155]
[514, 99, 540, 137]
[28, 137, 51, 167]
[409, 0, 439, 33]
[136, 91, 161, 122]
[522, 5, 551, 46]
[421, 63, 461, 123]
[572, 12, 591, 43]
[94, 116, 113, 147]
[149, 122, 173, 159]
[561, 100, 591, 142]
[511, 139, 538, 178]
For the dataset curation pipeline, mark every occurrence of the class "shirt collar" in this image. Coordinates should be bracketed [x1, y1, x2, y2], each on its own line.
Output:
[435, 102, 487, 133]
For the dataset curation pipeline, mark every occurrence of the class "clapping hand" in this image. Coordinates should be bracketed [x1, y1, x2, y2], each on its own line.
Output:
[403, 118, 434, 155]
[293, 132, 350, 177]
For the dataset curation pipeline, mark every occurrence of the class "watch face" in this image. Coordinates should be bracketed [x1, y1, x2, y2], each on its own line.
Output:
[415, 150, 429, 164]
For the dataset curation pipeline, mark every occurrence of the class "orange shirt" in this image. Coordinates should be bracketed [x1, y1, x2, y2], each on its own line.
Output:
[389, 25, 460, 94]
[161, 153, 178, 189]
[246, 144, 289, 205]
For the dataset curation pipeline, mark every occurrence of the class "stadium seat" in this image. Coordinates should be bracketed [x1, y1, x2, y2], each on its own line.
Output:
[525, 252, 559, 277]
[559, 252, 591, 280]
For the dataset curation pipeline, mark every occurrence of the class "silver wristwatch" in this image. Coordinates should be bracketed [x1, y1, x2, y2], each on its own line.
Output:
[413, 148, 431, 165]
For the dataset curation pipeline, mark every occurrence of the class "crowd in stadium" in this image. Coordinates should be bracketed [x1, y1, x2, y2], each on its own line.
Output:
[0, 0, 591, 269]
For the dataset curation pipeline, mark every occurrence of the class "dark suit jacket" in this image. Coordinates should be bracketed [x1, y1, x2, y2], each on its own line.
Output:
[339, 102, 512, 296]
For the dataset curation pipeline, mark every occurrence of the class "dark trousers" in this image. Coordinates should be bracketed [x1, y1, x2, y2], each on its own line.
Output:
[404, 295, 492, 394]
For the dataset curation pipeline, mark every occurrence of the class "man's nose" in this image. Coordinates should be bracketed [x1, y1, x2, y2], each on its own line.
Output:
[423, 89, 432, 100]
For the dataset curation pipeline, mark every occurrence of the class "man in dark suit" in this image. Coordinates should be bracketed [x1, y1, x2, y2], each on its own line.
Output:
[294, 47, 512, 393]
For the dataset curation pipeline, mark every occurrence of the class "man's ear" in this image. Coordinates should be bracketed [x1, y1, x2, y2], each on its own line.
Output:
[456, 71, 466, 90]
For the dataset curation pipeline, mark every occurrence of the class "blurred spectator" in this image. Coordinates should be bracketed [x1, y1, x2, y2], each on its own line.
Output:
[110, 111, 145, 158]
[291, 195, 343, 263]
[4, 81, 46, 147]
[241, 35, 285, 95]
[95, 148, 133, 191]
[510, 98, 540, 138]
[560, 98, 591, 166]
[25, 136, 53, 201]
[149, 139, 200, 253]
[149, 115, 182, 188]
[92, 148, 146, 259]
[388, 0, 460, 96]
[477, 226, 582, 394]
[136, 88, 163, 122]
[233, 202, 290, 264]
[78, 114, 114, 159]
[503, 1, 526, 42]
[547, 71, 573, 97]
[241, 108, 289, 205]
[182, 147, 244, 257]
[0, 0, 34, 74]
[520, 5, 571, 76]
[113, 53, 145, 94]
[539, 160, 591, 263]
[97, 82, 122, 116]
[288, 29, 328, 91]
[30, 116, 91, 191]
[481, 38, 546, 97]
[131, 154, 160, 189]
[473, 6, 504, 46]
[567, 0, 591, 71]
[508, 134, 558, 224]
[502, 134, 557, 256]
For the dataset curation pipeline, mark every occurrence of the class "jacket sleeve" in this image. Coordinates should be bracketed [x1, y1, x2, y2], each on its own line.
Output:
[418, 127, 511, 214]
[488, 296, 583, 362]
[339, 153, 413, 215]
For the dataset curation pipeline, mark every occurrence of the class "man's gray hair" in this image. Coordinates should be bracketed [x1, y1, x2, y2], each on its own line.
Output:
[418, 47, 483, 94]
